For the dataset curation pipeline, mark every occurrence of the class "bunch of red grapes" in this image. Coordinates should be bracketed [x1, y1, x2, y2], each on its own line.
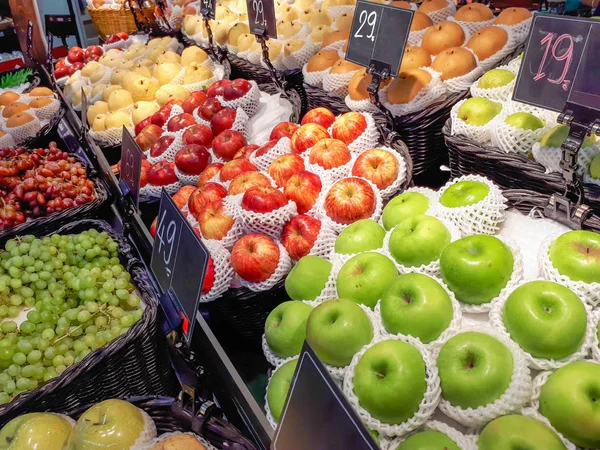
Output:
[0, 143, 96, 230]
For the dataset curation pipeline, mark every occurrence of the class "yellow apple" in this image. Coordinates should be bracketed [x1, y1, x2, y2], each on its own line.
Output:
[131, 77, 160, 102]
[92, 114, 107, 132]
[298, 7, 314, 22]
[214, 22, 231, 46]
[336, 12, 354, 30]
[183, 63, 213, 84]
[183, 15, 202, 36]
[132, 101, 159, 125]
[153, 62, 183, 85]
[155, 84, 191, 106]
[282, 5, 300, 21]
[99, 55, 123, 68]
[105, 48, 124, 58]
[135, 58, 154, 69]
[267, 40, 283, 60]
[87, 101, 109, 124]
[180, 46, 209, 66]
[105, 110, 132, 129]
[147, 37, 165, 49]
[107, 89, 134, 111]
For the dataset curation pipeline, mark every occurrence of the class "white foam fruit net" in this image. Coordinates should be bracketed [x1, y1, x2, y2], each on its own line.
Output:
[250, 137, 293, 172]
[199, 239, 234, 303]
[387, 420, 476, 450]
[470, 64, 518, 103]
[3, 116, 42, 145]
[490, 108, 549, 155]
[592, 311, 600, 363]
[239, 243, 292, 292]
[443, 53, 485, 94]
[329, 112, 380, 154]
[408, 27, 429, 47]
[449, 16, 495, 35]
[532, 143, 598, 175]
[322, 70, 359, 98]
[426, 0, 457, 24]
[345, 95, 377, 113]
[302, 64, 330, 89]
[477, 25, 521, 72]
[219, 80, 262, 118]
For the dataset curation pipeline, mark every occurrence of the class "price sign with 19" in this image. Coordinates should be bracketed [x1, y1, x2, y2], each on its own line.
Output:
[246, 0, 276, 38]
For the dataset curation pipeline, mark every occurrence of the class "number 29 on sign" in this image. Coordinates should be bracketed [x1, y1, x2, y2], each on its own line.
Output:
[253, 0, 267, 27]
[354, 9, 377, 42]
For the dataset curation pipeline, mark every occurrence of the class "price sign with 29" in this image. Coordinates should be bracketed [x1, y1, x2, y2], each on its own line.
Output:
[246, 0, 276, 38]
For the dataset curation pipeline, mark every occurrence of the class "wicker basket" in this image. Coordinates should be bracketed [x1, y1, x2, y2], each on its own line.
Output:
[442, 119, 600, 214]
[0, 219, 178, 427]
[88, 4, 155, 38]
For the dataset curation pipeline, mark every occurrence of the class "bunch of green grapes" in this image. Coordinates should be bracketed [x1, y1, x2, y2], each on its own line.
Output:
[0, 229, 144, 404]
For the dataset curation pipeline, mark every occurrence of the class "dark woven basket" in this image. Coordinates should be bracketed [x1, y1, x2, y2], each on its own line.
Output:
[442, 119, 600, 214]
[0, 219, 178, 427]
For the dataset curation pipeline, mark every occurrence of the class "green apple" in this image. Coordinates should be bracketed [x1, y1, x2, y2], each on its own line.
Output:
[336, 252, 398, 309]
[353, 339, 427, 424]
[396, 430, 460, 450]
[265, 301, 313, 358]
[478, 415, 567, 450]
[306, 298, 373, 367]
[440, 235, 514, 305]
[456, 97, 502, 126]
[0, 413, 73, 450]
[335, 219, 385, 254]
[504, 112, 545, 131]
[369, 429, 380, 444]
[540, 361, 600, 448]
[439, 180, 490, 208]
[67, 399, 153, 449]
[381, 191, 430, 231]
[285, 255, 332, 300]
[388, 215, 451, 267]
[437, 331, 513, 408]
[541, 124, 598, 148]
[380, 273, 454, 343]
[267, 358, 298, 422]
[590, 153, 600, 178]
[503, 280, 587, 359]
[477, 69, 516, 89]
[549, 230, 600, 284]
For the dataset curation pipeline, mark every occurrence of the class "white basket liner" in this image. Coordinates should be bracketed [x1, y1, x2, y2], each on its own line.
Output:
[2, 115, 42, 144]
[518, 407, 577, 450]
[470, 64, 518, 102]
[250, 137, 293, 172]
[425, 0, 456, 24]
[449, 16, 495, 35]
[374, 274, 463, 349]
[532, 143, 598, 175]
[436, 174, 507, 236]
[303, 64, 331, 88]
[381, 67, 446, 117]
[175, 166, 200, 186]
[450, 98, 499, 145]
[218, 80, 262, 118]
[330, 112, 380, 154]
[239, 243, 293, 292]
[200, 239, 234, 302]
[351, 147, 408, 200]
[491, 108, 549, 155]
[433, 325, 532, 428]
[489, 278, 596, 370]
[225, 193, 298, 240]
[538, 233, 600, 307]
[382, 216, 461, 277]
[345, 95, 377, 113]
[143, 431, 217, 450]
[387, 420, 475, 450]
[343, 334, 441, 438]
[408, 27, 429, 47]
[323, 70, 359, 98]
[0, 131, 16, 147]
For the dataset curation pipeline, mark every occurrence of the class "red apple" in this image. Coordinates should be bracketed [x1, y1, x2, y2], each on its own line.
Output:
[207, 79, 232, 98]
[55, 58, 66, 69]
[151, 110, 170, 128]
[105, 34, 121, 45]
[198, 97, 223, 121]
[302, 107, 336, 129]
[70, 62, 84, 72]
[163, 99, 184, 110]
[268, 154, 305, 188]
[291, 123, 330, 155]
[116, 31, 129, 40]
[284, 171, 322, 214]
[198, 200, 235, 240]
[140, 159, 151, 188]
[202, 256, 215, 294]
[147, 161, 178, 186]
[150, 216, 157, 237]
[282, 214, 321, 260]
[351, 148, 400, 190]
[197, 163, 223, 187]
[242, 186, 287, 213]
[150, 135, 175, 158]
[172, 185, 197, 209]
[255, 139, 279, 158]
[270, 122, 300, 141]
[210, 107, 236, 136]
[309, 138, 352, 169]
[182, 124, 213, 147]
[234, 144, 259, 160]
[220, 159, 257, 182]
[54, 66, 72, 79]
[175, 144, 211, 175]
[135, 124, 162, 152]
[67, 46, 85, 64]
[324, 177, 376, 224]
[331, 112, 367, 146]
[84, 45, 103, 61]
[188, 182, 227, 217]
[212, 130, 247, 161]
[167, 113, 196, 132]
[182, 91, 208, 114]
[223, 78, 252, 101]
[230, 234, 280, 282]
[135, 116, 153, 135]
[228, 172, 271, 195]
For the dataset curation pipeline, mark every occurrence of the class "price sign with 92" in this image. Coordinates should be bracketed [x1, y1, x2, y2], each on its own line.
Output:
[246, 0, 276, 38]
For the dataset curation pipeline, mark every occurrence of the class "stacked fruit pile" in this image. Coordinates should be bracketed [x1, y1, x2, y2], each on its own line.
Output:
[0, 398, 212, 449]
[0, 144, 97, 231]
[262, 174, 600, 449]
[0, 230, 144, 403]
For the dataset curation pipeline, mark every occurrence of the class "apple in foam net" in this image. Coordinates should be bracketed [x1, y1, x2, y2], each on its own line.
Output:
[150, 135, 175, 158]
[223, 78, 252, 100]
[291, 123, 331, 155]
[182, 123, 213, 147]
[285, 255, 332, 301]
[234, 144, 259, 160]
[548, 230, 600, 284]
[302, 107, 336, 129]
[140, 159, 151, 188]
[231, 234, 281, 282]
[282, 214, 321, 260]
[197, 162, 223, 187]
[540, 361, 600, 448]
[306, 298, 374, 367]
[202, 256, 215, 294]
[398, 431, 460, 450]
[308, 138, 351, 169]
[381, 191, 430, 230]
[267, 359, 298, 422]
[135, 124, 162, 152]
[478, 415, 567, 450]
[172, 185, 196, 209]
[147, 161, 177, 186]
[174, 144, 210, 175]
[439, 180, 490, 208]
[270, 121, 300, 141]
[188, 182, 227, 218]
[212, 130, 247, 161]
[437, 331, 514, 409]
[503, 280, 587, 359]
[135, 116, 153, 135]
[381, 272, 454, 343]
[0, 412, 74, 450]
[241, 186, 287, 213]
[268, 154, 305, 188]
[207, 79, 232, 98]
[182, 90, 208, 114]
[198, 97, 223, 121]
[254, 139, 279, 158]
[336, 252, 398, 309]
[265, 301, 314, 358]
[220, 159, 257, 183]
[211, 107, 236, 136]
[352, 339, 427, 424]
[324, 177, 376, 225]
[228, 171, 271, 195]
[67, 46, 85, 64]
[388, 215, 452, 267]
[167, 113, 196, 132]
[352, 148, 400, 190]
[440, 235, 514, 305]
[334, 219, 385, 255]
[331, 112, 367, 146]
[284, 171, 322, 214]
[198, 200, 234, 240]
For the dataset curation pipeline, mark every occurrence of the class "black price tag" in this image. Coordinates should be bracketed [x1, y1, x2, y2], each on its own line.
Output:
[513, 15, 600, 113]
[151, 190, 210, 343]
[120, 127, 143, 208]
[346, 0, 414, 78]
[246, 0, 276, 38]
[200, 0, 216, 19]
[273, 343, 379, 450]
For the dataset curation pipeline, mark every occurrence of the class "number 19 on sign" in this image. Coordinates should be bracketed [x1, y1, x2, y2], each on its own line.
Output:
[534, 32, 574, 92]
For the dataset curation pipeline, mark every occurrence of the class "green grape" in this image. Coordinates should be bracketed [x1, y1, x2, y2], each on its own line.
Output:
[17, 340, 33, 355]
[10, 278, 22, 290]
[73, 340, 87, 354]
[57, 344, 69, 355]
[9, 294, 22, 306]
[126, 294, 141, 308]
[110, 307, 125, 319]
[4, 380, 15, 394]
[27, 310, 42, 324]
[37, 339, 49, 352]
[56, 364, 66, 374]
[40, 311, 53, 323]
[109, 297, 120, 306]
[27, 350, 42, 364]
[52, 355, 65, 367]
[0, 347, 14, 361]
[7, 364, 19, 377]
[19, 321, 35, 334]
[80, 348, 92, 359]
[64, 355, 74, 366]
[120, 315, 135, 327]
[41, 329, 55, 340]
[0, 321, 17, 333]
[12, 353, 26, 365]
[57, 317, 69, 328]
[21, 365, 35, 378]
[24, 298, 35, 308]
[0, 392, 9, 404]
[95, 316, 108, 328]
[44, 347, 57, 360]
[84, 335, 95, 347]
[33, 366, 45, 380]
[16, 377, 29, 390]
[77, 310, 91, 323]
[7, 306, 19, 318]
[85, 325, 97, 336]
[85, 302, 98, 313]
[43, 368, 57, 382]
